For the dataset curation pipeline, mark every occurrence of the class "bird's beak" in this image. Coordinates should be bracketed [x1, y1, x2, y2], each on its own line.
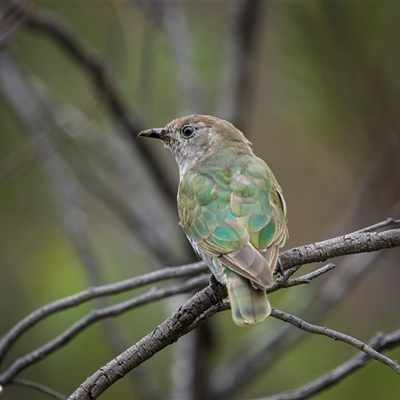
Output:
[138, 128, 167, 141]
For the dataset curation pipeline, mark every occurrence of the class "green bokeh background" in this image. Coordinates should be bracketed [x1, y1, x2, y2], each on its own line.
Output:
[1, 1, 399, 399]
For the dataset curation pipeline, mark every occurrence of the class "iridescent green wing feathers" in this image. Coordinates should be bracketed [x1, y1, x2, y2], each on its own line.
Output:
[178, 156, 288, 290]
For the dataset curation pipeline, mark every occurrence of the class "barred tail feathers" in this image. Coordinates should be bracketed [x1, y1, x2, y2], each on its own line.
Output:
[225, 269, 271, 326]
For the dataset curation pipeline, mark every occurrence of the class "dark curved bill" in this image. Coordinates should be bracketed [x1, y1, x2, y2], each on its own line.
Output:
[137, 128, 166, 140]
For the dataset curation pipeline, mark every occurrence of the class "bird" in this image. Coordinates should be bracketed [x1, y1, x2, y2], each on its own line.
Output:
[138, 115, 288, 326]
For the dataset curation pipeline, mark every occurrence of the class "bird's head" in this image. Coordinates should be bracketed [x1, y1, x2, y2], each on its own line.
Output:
[138, 114, 253, 178]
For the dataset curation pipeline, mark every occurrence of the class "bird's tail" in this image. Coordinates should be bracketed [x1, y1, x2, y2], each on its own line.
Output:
[225, 269, 271, 326]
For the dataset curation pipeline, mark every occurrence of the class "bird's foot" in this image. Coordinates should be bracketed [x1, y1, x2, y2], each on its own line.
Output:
[275, 259, 285, 277]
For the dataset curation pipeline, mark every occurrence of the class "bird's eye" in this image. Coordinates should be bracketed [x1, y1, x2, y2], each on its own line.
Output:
[181, 125, 195, 139]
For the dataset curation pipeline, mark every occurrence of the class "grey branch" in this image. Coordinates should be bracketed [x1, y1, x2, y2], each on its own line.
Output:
[261, 328, 400, 400]
[68, 280, 228, 400]
[211, 242, 388, 399]
[0, 262, 206, 364]
[11, 379, 67, 400]
[351, 217, 400, 233]
[278, 228, 400, 270]
[68, 224, 400, 399]
[270, 309, 400, 374]
[270, 263, 336, 291]
[0, 275, 209, 385]
[189, 263, 336, 327]
[0, 222, 398, 397]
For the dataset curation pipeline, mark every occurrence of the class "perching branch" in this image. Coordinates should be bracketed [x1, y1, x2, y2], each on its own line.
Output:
[1, 3, 398, 400]
[211, 250, 384, 399]
[67, 224, 400, 399]
[3, 223, 397, 369]
[211, 218, 400, 399]
[0, 221, 399, 398]
[278, 228, 400, 270]
[68, 280, 228, 400]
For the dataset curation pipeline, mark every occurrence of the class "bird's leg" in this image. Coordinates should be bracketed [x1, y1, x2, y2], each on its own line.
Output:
[208, 273, 228, 302]
[209, 273, 220, 288]
[275, 258, 285, 277]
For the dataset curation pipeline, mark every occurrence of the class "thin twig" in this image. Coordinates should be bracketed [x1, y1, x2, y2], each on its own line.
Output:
[275, 265, 302, 281]
[191, 300, 230, 327]
[270, 309, 400, 374]
[68, 221, 400, 399]
[0, 275, 209, 385]
[0, 262, 206, 363]
[200, 264, 335, 320]
[2, 223, 400, 397]
[352, 217, 400, 234]
[261, 328, 400, 400]
[11, 379, 67, 400]
[270, 263, 336, 291]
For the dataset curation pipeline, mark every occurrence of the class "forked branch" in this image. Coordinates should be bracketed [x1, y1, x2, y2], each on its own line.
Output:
[67, 223, 400, 399]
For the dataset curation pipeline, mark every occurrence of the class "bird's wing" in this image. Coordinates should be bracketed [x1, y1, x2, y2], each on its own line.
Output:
[178, 157, 288, 289]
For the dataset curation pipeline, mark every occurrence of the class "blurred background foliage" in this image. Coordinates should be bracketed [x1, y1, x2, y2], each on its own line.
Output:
[0, 1, 399, 399]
